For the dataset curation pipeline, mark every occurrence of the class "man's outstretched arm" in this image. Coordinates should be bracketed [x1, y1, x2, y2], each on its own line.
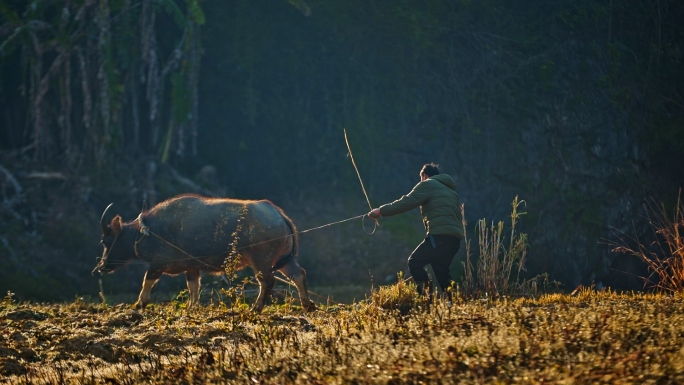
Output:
[369, 182, 430, 218]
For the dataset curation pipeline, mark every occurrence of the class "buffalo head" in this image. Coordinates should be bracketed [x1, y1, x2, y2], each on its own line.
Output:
[93, 203, 130, 274]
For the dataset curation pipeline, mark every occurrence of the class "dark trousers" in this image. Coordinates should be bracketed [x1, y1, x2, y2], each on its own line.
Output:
[408, 234, 461, 293]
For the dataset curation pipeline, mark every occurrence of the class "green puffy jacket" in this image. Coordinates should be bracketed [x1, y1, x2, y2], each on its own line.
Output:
[379, 174, 464, 238]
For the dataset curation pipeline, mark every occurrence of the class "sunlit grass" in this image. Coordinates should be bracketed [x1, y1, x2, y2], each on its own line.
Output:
[1, 287, 683, 384]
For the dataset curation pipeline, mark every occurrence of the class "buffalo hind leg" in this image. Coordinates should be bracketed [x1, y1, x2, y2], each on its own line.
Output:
[278, 260, 316, 312]
[186, 269, 201, 307]
[135, 270, 162, 309]
[252, 270, 276, 313]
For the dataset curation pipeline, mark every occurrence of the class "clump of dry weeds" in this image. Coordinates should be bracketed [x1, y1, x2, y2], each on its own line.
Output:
[612, 190, 684, 292]
[461, 196, 553, 300]
[1, 289, 683, 384]
[368, 272, 425, 314]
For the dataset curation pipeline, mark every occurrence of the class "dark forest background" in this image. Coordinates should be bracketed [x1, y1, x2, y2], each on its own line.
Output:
[1, 0, 683, 302]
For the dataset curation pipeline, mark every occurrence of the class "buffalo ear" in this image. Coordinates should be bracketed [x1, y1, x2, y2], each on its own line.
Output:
[110, 215, 123, 234]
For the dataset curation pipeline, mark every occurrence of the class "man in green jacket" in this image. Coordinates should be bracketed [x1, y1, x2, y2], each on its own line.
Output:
[369, 163, 464, 299]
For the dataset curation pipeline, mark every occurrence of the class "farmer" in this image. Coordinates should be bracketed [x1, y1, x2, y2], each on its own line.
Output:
[369, 163, 464, 300]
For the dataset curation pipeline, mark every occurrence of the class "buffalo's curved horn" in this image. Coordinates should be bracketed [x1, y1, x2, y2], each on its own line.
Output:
[100, 203, 114, 234]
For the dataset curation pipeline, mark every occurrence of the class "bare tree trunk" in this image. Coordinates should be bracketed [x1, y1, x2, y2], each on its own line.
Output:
[189, 22, 201, 156]
[2, 0, 202, 166]
[141, 0, 161, 147]
[175, 122, 185, 157]
[28, 32, 43, 160]
[131, 64, 140, 149]
[65, 55, 73, 160]
[145, 160, 157, 206]
[98, 0, 112, 147]
[76, 47, 95, 159]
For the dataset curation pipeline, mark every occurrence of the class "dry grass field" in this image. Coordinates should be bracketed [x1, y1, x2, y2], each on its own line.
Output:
[1, 287, 684, 384]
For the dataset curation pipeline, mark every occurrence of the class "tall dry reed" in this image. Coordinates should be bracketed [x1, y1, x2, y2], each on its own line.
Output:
[461, 196, 530, 298]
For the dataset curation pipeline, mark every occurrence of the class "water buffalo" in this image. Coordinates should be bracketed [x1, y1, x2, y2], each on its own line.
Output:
[93, 194, 316, 312]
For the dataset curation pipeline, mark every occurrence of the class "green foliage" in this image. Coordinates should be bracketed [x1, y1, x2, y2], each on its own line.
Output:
[287, 0, 311, 17]
[171, 72, 191, 123]
[1, 272, 78, 302]
[538, 61, 556, 90]
[650, 115, 684, 157]
[380, 213, 424, 245]
[556, 1, 608, 28]
[0, 291, 16, 312]
[185, 0, 205, 24]
[159, 0, 186, 28]
[171, 289, 189, 309]
[0, 2, 18, 22]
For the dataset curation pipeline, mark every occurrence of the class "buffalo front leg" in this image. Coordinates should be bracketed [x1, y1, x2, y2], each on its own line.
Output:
[135, 270, 162, 309]
[252, 270, 276, 313]
[278, 260, 316, 312]
[186, 269, 201, 307]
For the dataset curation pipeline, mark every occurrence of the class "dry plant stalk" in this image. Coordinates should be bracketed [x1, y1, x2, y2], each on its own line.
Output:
[462, 203, 474, 296]
[462, 196, 528, 298]
[612, 190, 684, 292]
[221, 204, 251, 307]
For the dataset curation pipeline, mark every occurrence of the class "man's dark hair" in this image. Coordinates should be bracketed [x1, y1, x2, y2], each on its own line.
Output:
[421, 163, 440, 177]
